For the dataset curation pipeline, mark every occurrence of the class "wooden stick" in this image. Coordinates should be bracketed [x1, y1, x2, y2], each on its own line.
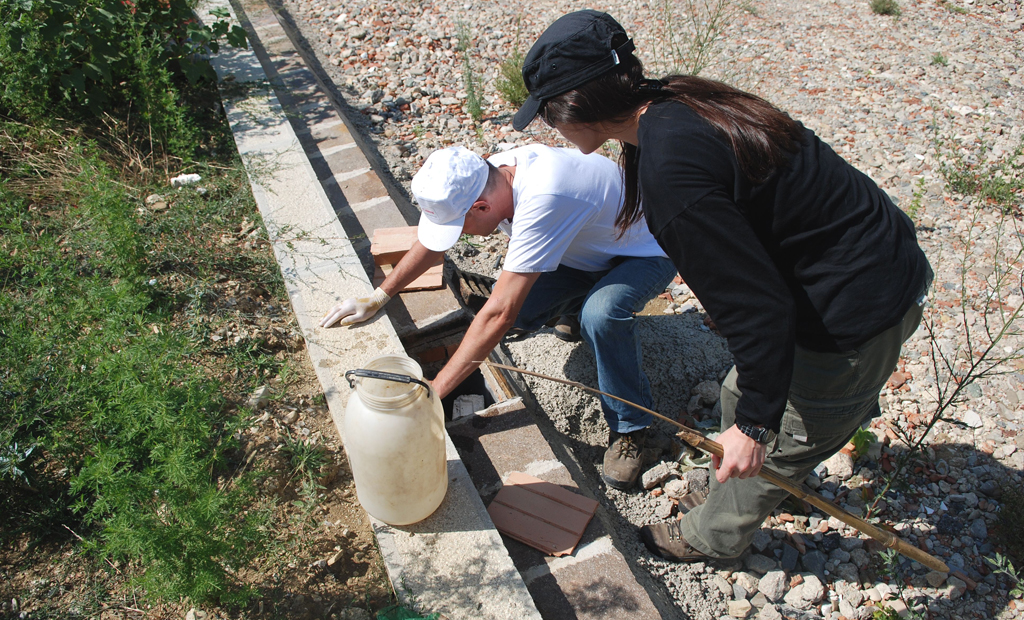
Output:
[482, 361, 950, 573]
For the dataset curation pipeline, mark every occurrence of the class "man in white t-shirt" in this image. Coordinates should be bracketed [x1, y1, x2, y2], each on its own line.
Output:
[321, 145, 676, 489]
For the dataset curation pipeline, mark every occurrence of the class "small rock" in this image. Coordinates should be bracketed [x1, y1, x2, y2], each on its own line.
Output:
[969, 518, 988, 539]
[248, 385, 271, 410]
[752, 529, 773, 553]
[733, 582, 749, 601]
[642, 462, 675, 489]
[961, 410, 983, 428]
[713, 575, 734, 597]
[171, 173, 202, 188]
[744, 553, 778, 575]
[281, 409, 300, 424]
[735, 571, 760, 596]
[758, 570, 787, 602]
[925, 570, 947, 588]
[694, 380, 722, 404]
[664, 478, 690, 499]
[946, 575, 967, 600]
[327, 549, 345, 567]
[758, 604, 783, 620]
[729, 599, 753, 618]
[185, 610, 208, 620]
[750, 592, 768, 609]
[654, 497, 675, 519]
[978, 479, 1002, 498]
[145, 194, 168, 211]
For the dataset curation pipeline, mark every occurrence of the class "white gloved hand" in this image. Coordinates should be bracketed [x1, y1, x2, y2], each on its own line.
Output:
[319, 287, 391, 327]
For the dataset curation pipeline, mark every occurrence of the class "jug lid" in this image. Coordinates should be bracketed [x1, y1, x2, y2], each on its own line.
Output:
[345, 369, 432, 399]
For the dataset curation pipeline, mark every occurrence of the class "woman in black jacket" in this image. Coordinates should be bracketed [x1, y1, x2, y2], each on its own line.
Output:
[512, 10, 932, 561]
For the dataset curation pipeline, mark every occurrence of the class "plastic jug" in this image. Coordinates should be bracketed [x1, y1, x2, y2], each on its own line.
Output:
[344, 355, 447, 525]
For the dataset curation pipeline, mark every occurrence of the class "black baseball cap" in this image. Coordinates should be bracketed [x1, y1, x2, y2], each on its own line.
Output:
[512, 10, 635, 131]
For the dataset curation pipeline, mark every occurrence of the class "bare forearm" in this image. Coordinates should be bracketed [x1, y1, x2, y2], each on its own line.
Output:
[431, 271, 539, 399]
[432, 312, 513, 399]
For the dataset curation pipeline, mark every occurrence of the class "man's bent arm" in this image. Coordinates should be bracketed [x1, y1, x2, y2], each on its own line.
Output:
[431, 270, 541, 399]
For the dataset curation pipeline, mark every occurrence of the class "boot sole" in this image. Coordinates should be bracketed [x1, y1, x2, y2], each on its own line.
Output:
[601, 472, 637, 491]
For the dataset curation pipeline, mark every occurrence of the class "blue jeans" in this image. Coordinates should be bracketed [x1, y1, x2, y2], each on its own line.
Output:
[513, 256, 677, 434]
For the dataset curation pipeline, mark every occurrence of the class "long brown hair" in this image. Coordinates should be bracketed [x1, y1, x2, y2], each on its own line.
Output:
[540, 50, 803, 233]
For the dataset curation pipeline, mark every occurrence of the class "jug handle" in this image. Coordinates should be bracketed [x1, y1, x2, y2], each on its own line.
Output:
[345, 369, 432, 398]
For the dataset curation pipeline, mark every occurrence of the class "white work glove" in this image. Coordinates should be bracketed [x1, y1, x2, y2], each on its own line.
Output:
[319, 287, 391, 327]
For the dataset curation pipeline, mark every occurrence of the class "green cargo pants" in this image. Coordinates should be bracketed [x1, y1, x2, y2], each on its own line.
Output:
[679, 300, 925, 558]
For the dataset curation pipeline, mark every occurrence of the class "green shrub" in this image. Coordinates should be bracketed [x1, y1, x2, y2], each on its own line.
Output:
[0, 127, 272, 605]
[870, 0, 901, 15]
[0, 0, 247, 156]
[496, 50, 528, 108]
[931, 52, 948, 66]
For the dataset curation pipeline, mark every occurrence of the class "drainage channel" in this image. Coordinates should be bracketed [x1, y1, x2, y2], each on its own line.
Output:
[204, 0, 673, 617]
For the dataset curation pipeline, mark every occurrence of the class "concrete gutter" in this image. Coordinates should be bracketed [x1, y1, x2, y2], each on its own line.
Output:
[197, 2, 541, 617]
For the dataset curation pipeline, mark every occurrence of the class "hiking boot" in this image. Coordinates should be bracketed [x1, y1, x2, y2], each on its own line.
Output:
[552, 315, 581, 342]
[602, 428, 647, 490]
[639, 520, 722, 562]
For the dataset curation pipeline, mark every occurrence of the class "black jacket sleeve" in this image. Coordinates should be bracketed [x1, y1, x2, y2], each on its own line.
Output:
[653, 193, 796, 433]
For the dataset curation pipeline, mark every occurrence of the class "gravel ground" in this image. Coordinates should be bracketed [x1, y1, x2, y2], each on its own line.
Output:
[277, 0, 1023, 617]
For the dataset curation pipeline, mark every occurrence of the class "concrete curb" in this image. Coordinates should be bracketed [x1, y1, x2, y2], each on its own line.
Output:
[197, 2, 541, 618]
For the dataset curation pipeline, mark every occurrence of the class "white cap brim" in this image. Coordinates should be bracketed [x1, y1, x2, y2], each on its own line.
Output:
[417, 209, 465, 252]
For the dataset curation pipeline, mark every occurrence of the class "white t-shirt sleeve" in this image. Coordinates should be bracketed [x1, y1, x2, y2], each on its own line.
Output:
[502, 195, 597, 273]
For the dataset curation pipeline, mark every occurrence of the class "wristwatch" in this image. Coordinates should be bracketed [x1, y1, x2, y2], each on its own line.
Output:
[737, 423, 775, 445]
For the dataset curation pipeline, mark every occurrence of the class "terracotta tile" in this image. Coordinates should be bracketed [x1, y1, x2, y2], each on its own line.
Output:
[505, 471, 599, 514]
[488, 502, 584, 557]
[487, 472, 598, 556]
[376, 263, 443, 291]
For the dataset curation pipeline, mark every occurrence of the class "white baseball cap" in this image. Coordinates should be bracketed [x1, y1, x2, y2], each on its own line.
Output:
[411, 146, 490, 252]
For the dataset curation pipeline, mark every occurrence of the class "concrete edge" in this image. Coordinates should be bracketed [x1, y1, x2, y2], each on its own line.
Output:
[196, 4, 541, 618]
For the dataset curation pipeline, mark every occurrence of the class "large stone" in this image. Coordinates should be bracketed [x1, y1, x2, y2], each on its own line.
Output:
[850, 548, 871, 568]
[729, 599, 753, 618]
[836, 581, 864, 607]
[642, 462, 675, 489]
[780, 543, 799, 571]
[744, 553, 778, 575]
[800, 575, 824, 604]
[834, 562, 860, 583]
[800, 550, 827, 578]
[758, 570, 787, 602]
[823, 451, 854, 480]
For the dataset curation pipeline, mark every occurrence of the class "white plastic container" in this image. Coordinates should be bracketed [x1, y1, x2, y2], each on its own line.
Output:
[344, 355, 447, 525]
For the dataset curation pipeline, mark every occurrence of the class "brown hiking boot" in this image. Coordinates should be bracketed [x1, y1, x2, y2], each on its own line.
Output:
[602, 428, 647, 490]
[640, 520, 721, 562]
[552, 315, 581, 342]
